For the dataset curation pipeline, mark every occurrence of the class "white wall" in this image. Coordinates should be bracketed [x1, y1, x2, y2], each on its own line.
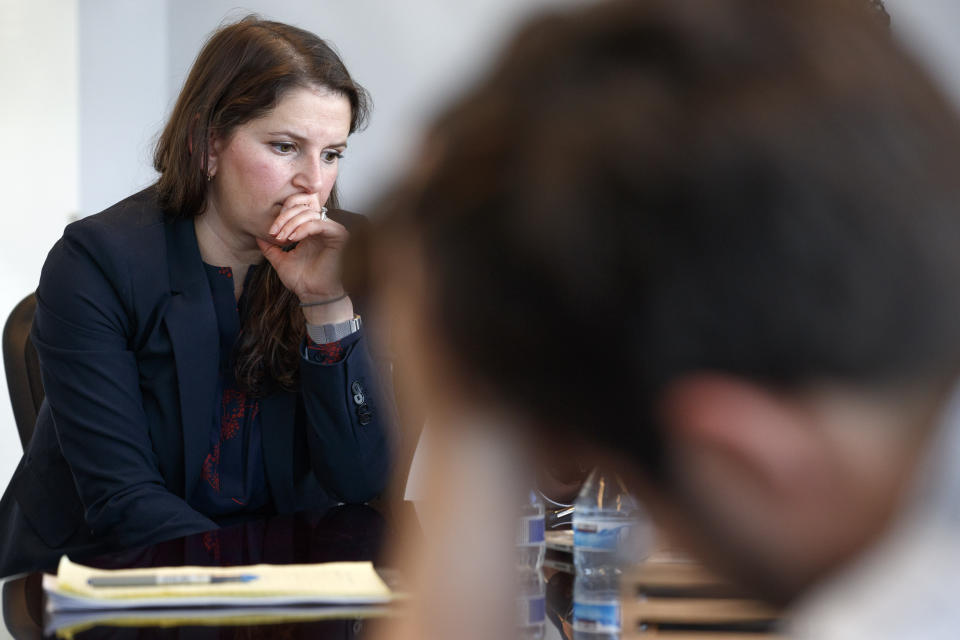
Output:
[885, 0, 960, 109]
[79, 0, 169, 216]
[0, 0, 79, 488]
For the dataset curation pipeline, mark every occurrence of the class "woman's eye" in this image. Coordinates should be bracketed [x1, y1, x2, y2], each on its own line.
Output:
[272, 142, 296, 154]
[322, 150, 344, 163]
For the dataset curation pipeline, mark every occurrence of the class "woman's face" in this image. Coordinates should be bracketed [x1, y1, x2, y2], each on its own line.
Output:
[206, 85, 352, 246]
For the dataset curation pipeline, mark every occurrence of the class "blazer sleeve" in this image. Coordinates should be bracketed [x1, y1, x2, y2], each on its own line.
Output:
[31, 219, 217, 548]
[299, 330, 395, 503]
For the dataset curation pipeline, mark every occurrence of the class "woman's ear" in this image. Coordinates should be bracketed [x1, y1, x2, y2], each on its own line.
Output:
[205, 133, 221, 180]
[658, 374, 827, 502]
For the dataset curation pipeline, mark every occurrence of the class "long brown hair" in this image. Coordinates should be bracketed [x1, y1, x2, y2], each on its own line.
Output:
[154, 16, 370, 394]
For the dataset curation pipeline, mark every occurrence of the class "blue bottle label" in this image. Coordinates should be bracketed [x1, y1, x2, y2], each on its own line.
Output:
[573, 518, 632, 551]
[572, 599, 621, 631]
[518, 594, 547, 625]
[518, 514, 546, 546]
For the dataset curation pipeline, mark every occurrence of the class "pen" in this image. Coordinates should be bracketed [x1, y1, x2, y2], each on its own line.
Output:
[87, 573, 259, 588]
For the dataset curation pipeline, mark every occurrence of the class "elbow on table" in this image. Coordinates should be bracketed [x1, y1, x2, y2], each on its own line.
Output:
[85, 484, 217, 548]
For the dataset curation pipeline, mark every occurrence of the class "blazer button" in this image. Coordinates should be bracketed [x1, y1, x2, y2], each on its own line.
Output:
[357, 403, 373, 425]
[352, 380, 367, 405]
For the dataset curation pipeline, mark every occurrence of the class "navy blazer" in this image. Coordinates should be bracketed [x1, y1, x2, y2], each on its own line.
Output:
[0, 188, 394, 578]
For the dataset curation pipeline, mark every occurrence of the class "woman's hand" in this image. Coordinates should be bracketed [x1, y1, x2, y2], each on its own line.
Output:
[257, 194, 354, 324]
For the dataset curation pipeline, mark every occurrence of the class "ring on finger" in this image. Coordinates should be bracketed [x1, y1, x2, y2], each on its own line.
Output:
[320, 206, 328, 222]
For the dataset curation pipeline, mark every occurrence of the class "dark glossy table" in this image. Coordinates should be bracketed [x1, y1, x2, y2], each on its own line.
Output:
[1, 506, 574, 640]
[1, 505, 393, 639]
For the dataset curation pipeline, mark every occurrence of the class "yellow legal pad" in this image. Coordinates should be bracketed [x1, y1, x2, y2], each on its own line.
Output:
[46, 555, 393, 610]
[47, 605, 391, 640]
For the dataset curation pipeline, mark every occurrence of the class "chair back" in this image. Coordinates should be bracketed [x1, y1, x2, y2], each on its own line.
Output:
[2, 293, 44, 450]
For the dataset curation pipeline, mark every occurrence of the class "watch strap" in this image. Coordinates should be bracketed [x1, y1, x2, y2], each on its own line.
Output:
[307, 315, 362, 344]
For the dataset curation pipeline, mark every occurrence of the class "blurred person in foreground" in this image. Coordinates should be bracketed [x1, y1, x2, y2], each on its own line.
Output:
[364, 0, 960, 637]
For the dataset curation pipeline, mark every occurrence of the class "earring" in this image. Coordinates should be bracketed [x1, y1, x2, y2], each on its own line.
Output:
[206, 172, 213, 182]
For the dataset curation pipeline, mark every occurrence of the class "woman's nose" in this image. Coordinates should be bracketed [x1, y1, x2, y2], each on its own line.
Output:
[293, 153, 326, 193]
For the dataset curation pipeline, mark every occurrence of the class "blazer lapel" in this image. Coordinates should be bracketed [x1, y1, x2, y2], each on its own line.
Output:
[259, 391, 297, 512]
[162, 217, 219, 503]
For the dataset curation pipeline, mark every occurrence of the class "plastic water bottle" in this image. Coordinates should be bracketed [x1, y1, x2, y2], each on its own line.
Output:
[572, 470, 649, 639]
[517, 566, 546, 639]
[517, 489, 546, 571]
[517, 489, 546, 639]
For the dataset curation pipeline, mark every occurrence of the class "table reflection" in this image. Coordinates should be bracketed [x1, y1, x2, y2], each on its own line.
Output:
[2, 504, 578, 640]
[2, 505, 389, 640]
[81, 505, 387, 571]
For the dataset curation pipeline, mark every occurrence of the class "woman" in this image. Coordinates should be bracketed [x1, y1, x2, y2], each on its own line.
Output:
[0, 16, 393, 578]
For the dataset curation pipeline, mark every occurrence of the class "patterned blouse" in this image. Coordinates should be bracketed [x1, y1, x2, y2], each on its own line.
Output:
[191, 263, 350, 519]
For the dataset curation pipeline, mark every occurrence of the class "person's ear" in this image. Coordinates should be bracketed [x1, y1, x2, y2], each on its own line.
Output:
[658, 374, 827, 502]
[205, 133, 222, 180]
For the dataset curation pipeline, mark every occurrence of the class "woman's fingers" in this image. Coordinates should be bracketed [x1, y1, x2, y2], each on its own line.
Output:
[275, 210, 348, 244]
[274, 207, 322, 241]
[269, 199, 317, 237]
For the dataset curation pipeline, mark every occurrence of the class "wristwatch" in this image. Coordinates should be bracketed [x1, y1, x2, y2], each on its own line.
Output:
[307, 315, 362, 344]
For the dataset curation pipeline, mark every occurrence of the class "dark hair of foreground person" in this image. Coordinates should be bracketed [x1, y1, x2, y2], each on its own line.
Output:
[372, 0, 960, 473]
[362, 0, 960, 614]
